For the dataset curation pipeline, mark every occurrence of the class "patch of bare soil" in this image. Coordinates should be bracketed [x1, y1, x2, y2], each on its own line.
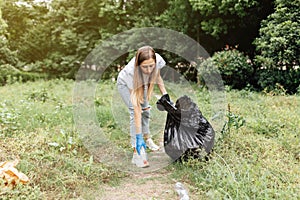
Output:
[94, 169, 197, 200]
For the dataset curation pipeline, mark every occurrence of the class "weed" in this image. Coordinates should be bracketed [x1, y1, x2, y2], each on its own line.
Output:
[220, 103, 246, 138]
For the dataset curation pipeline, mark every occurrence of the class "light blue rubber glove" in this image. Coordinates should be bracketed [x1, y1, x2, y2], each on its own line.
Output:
[136, 134, 147, 155]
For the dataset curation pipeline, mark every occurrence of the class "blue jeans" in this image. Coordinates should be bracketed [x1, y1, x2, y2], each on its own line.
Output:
[117, 84, 150, 147]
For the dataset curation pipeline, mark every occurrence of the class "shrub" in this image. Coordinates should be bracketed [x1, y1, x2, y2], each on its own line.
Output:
[254, 0, 300, 70]
[198, 48, 253, 89]
[0, 64, 47, 85]
[256, 68, 300, 94]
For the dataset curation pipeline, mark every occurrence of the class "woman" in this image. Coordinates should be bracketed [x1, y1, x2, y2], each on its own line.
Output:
[117, 46, 169, 168]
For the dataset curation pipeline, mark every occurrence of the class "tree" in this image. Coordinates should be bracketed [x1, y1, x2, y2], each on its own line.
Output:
[188, 0, 274, 56]
[189, 0, 259, 37]
[254, 0, 300, 69]
[2, 0, 108, 77]
[43, 0, 103, 76]
[0, 1, 18, 66]
[156, 0, 210, 46]
[1, 0, 50, 66]
[38, 0, 136, 77]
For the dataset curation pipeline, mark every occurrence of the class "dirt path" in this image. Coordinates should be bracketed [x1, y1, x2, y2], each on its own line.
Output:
[83, 148, 198, 199]
[98, 169, 179, 200]
[96, 167, 200, 200]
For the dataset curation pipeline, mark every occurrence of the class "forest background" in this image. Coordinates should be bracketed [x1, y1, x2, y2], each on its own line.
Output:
[0, 0, 299, 93]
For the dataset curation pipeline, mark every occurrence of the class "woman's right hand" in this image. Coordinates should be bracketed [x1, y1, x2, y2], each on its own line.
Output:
[156, 94, 173, 111]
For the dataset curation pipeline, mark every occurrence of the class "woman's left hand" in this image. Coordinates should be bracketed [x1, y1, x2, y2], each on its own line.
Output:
[136, 134, 147, 155]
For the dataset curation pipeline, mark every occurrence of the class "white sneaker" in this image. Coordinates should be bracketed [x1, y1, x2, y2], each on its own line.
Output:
[146, 138, 160, 151]
[132, 149, 149, 168]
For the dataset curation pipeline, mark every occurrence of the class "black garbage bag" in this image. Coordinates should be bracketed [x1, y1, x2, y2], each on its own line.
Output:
[157, 95, 215, 161]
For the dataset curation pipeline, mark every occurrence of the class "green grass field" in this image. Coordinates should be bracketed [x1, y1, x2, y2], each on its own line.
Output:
[1, 79, 299, 199]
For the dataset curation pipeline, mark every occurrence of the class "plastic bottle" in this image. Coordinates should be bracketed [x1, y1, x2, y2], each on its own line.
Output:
[175, 182, 189, 200]
[135, 147, 149, 168]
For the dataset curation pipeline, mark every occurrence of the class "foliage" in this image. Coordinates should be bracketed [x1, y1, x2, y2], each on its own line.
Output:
[46, 0, 107, 77]
[1, 0, 106, 77]
[0, 3, 18, 66]
[198, 48, 254, 89]
[252, 0, 300, 95]
[188, 0, 274, 55]
[221, 104, 246, 137]
[189, 0, 259, 37]
[256, 68, 300, 94]
[157, 0, 199, 34]
[1, 1, 49, 63]
[1, 0, 299, 94]
[0, 64, 47, 85]
[254, 0, 300, 69]
[1, 0, 275, 80]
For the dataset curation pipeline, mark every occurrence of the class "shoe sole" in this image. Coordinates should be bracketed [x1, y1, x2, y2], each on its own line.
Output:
[139, 160, 150, 168]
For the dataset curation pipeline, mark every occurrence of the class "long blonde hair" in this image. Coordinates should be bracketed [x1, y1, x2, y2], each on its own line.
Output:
[131, 46, 158, 107]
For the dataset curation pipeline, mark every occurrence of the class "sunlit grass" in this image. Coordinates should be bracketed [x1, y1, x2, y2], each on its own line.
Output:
[1, 79, 299, 199]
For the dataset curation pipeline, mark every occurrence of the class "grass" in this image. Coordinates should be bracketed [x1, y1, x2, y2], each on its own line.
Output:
[0, 79, 299, 199]
[169, 89, 300, 199]
[0, 79, 122, 199]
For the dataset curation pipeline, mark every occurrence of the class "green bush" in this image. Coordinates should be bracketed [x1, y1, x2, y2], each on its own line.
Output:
[198, 49, 253, 89]
[254, 0, 300, 70]
[256, 68, 300, 94]
[0, 64, 48, 85]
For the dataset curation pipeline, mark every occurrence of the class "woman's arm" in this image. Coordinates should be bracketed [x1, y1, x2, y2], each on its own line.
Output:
[133, 105, 147, 154]
[129, 89, 142, 134]
[157, 71, 167, 95]
[133, 105, 142, 134]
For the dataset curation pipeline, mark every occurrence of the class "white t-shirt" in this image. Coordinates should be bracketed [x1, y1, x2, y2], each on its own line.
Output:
[117, 53, 166, 89]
